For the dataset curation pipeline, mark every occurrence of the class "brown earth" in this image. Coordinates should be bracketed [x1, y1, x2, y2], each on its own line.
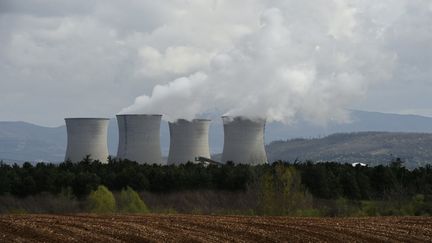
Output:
[0, 214, 431, 242]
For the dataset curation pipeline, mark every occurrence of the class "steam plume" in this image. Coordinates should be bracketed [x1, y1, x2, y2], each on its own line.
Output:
[121, 2, 395, 124]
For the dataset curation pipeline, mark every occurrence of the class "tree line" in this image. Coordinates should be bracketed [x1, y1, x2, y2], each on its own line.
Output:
[1, 157, 431, 202]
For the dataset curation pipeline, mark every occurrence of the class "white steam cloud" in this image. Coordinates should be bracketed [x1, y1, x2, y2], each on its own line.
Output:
[121, 1, 395, 123]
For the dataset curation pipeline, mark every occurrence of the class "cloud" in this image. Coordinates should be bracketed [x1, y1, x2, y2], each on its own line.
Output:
[122, 2, 397, 123]
[0, 0, 430, 126]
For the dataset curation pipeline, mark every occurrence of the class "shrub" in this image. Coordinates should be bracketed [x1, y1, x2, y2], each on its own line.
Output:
[87, 185, 116, 213]
[117, 186, 150, 213]
[294, 208, 322, 217]
[360, 201, 379, 216]
[256, 164, 313, 215]
[7, 208, 28, 214]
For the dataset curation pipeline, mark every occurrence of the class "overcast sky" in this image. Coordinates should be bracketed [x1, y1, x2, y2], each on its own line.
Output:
[0, 0, 431, 126]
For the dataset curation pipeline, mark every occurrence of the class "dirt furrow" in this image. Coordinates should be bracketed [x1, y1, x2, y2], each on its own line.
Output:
[1, 214, 431, 242]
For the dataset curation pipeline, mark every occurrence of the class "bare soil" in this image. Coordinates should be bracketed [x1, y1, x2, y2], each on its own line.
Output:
[0, 214, 431, 242]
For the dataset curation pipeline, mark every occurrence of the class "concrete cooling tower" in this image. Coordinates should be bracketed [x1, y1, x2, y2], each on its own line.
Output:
[221, 116, 268, 165]
[65, 118, 109, 163]
[116, 114, 163, 164]
[167, 119, 211, 165]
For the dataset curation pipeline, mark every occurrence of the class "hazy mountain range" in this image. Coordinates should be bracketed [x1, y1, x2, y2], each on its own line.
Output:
[1, 110, 432, 167]
[266, 132, 432, 169]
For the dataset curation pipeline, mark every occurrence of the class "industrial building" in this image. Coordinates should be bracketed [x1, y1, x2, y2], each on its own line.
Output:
[64, 118, 110, 163]
[221, 116, 268, 165]
[64, 114, 269, 165]
[167, 119, 211, 165]
[116, 114, 163, 164]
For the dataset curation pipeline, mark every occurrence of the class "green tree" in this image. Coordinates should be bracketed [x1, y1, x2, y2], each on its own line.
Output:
[257, 172, 277, 215]
[117, 186, 150, 213]
[0, 163, 11, 195]
[87, 185, 116, 213]
[274, 164, 312, 215]
[257, 164, 312, 215]
[73, 172, 100, 198]
[340, 171, 361, 199]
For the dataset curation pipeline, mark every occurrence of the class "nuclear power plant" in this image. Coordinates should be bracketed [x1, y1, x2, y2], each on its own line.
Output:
[64, 114, 268, 165]
[64, 118, 110, 163]
[221, 116, 268, 165]
[116, 114, 163, 164]
[167, 119, 211, 165]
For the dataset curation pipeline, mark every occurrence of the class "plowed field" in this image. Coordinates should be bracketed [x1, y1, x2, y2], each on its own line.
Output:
[0, 214, 431, 242]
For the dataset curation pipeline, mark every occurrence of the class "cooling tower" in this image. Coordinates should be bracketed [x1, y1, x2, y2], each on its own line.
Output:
[167, 119, 211, 165]
[116, 114, 163, 164]
[65, 118, 109, 163]
[221, 116, 268, 165]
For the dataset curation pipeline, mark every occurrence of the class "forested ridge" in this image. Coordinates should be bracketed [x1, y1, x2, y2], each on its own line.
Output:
[267, 132, 432, 168]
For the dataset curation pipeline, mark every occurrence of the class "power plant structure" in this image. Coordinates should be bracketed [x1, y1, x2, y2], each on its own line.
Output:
[167, 119, 211, 165]
[64, 118, 110, 163]
[221, 116, 268, 165]
[63, 114, 269, 165]
[116, 114, 163, 164]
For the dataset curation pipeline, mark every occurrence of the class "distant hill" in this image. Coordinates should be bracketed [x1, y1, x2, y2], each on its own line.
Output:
[0, 121, 65, 163]
[1, 110, 432, 165]
[264, 110, 432, 141]
[266, 132, 432, 169]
